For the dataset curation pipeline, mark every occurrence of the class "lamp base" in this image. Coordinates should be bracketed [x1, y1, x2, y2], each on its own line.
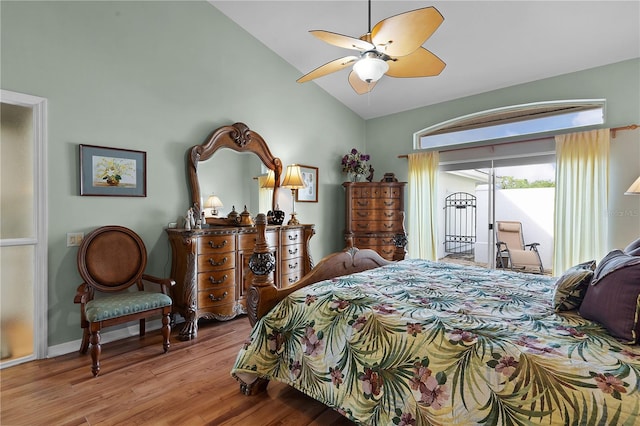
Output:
[288, 213, 300, 226]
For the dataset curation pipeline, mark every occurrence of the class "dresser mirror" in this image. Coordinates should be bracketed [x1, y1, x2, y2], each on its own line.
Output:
[188, 122, 283, 225]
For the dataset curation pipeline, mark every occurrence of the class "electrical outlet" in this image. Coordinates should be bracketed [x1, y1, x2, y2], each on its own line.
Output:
[66, 232, 84, 247]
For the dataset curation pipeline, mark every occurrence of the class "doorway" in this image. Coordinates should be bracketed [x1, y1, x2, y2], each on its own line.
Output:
[0, 90, 48, 368]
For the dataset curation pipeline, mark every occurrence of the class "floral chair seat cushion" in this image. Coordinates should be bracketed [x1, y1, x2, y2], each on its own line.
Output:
[85, 292, 172, 322]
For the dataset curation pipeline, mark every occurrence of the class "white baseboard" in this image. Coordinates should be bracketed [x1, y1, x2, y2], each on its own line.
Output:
[47, 318, 171, 358]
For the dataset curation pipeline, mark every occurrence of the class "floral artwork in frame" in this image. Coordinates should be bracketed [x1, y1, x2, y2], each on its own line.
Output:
[296, 165, 318, 203]
[79, 144, 147, 197]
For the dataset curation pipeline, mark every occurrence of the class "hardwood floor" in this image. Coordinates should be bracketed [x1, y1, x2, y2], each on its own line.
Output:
[0, 318, 354, 426]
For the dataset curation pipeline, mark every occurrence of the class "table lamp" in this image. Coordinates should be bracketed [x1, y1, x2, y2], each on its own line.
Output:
[204, 195, 223, 217]
[281, 164, 306, 225]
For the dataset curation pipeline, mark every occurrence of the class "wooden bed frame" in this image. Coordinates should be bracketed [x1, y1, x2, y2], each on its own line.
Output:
[237, 213, 391, 395]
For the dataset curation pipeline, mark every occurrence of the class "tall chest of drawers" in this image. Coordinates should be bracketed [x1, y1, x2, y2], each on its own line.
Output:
[343, 181, 407, 261]
[166, 224, 314, 339]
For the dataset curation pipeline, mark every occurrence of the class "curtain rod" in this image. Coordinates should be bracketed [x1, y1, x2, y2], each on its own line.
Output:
[398, 124, 639, 158]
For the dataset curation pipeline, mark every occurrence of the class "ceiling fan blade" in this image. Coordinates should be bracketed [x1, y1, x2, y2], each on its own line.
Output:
[348, 70, 377, 95]
[297, 56, 359, 83]
[310, 30, 374, 51]
[371, 7, 444, 57]
[385, 47, 446, 78]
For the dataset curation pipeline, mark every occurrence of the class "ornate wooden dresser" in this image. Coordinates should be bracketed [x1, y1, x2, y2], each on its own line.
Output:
[343, 181, 407, 261]
[166, 224, 314, 339]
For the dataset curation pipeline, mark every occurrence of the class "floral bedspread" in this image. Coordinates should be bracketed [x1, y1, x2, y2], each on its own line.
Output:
[231, 260, 640, 425]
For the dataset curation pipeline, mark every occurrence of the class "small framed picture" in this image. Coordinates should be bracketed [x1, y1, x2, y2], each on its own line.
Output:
[79, 144, 147, 197]
[296, 164, 318, 203]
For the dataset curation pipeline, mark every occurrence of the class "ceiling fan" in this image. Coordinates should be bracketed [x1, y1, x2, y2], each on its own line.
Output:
[296, 0, 446, 95]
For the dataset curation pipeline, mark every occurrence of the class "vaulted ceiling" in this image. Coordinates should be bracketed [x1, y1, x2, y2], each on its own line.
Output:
[210, 1, 639, 120]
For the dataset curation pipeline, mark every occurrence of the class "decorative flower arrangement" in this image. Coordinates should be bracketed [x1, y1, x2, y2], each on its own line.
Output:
[95, 157, 135, 186]
[341, 148, 370, 177]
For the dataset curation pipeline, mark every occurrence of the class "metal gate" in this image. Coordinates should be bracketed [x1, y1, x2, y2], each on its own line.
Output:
[444, 192, 477, 254]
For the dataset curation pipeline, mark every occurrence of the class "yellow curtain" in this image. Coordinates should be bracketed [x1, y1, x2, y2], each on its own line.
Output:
[408, 151, 439, 260]
[554, 129, 610, 274]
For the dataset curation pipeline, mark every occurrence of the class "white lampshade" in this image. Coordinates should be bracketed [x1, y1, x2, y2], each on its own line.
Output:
[261, 170, 276, 189]
[204, 194, 223, 216]
[625, 176, 640, 195]
[353, 53, 389, 83]
[282, 164, 306, 190]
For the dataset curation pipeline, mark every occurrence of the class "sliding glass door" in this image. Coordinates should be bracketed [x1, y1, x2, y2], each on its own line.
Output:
[438, 152, 555, 272]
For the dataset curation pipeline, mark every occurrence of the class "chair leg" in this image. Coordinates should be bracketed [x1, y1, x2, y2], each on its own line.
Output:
[79, 327, 90, 354]
[162, 312, 171, 353]
[90, 329, 101, 377]
[139, 318, 146, 337]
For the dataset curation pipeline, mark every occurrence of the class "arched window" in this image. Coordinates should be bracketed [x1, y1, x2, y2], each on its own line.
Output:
[414, 99, 605, 150]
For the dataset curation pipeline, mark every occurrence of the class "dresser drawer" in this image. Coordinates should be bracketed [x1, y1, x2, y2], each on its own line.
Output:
[351, 198, 402, 211]
[198, 235, 236, 254]
[238, 230, 278, 250]
[198, 270, 235, 289]
[375, 198, 401, 210]
[352, 186, 375, 198]
[353, 238, 396, 260]
[197, 284, 235, 308]
[282, 244, 302, 260]
[281, 270, 302, 288]
[352, 220, 403, 233]
[353, 209, 401, 221]
[380, 186, 402, 198]
[281, 256, 302, 274]
[197, 252, 235, 272]
[378, 246, 397, 260]
[354, 236, 378, 248]
[281, 228, 303, 246]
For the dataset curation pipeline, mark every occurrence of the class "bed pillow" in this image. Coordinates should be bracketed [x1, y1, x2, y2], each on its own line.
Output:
[624, 238, 640, 256]
[552, 260, 596, 312]
[579, 250, 640, 344]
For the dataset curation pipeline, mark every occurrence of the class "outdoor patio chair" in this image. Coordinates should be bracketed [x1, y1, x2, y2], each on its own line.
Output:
[495, 221, 544, 274]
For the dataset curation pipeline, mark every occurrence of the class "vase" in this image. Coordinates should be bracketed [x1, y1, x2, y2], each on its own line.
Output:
[349, 173, 363, 182]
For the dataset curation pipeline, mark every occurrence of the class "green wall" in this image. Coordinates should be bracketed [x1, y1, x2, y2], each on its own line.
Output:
[1, 1, 365, 347]
[366, 59, 640, 252]
[2, 1, 638, 351]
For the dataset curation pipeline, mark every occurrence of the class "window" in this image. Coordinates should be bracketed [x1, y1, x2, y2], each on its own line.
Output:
[414, 100, 605, 150]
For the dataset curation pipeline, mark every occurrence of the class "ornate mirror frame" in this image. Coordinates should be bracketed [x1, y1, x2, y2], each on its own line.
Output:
[188, 122, 283, 221]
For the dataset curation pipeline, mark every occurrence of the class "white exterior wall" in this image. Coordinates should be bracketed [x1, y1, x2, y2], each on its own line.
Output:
[475, 186, 554, 269]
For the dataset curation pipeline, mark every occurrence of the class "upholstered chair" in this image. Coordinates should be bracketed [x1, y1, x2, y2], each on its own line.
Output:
[74, 226, 174, 377]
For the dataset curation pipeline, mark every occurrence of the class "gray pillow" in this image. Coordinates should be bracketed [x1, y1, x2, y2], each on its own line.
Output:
[624, 238, 640, 256]
[552, 260, 596, 312]
[580, 250, 640, 344]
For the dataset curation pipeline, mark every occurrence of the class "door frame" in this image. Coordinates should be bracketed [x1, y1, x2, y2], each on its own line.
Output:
[0, 89, 48, 366]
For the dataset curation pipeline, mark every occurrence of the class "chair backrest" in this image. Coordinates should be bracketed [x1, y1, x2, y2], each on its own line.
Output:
[496, 221, 525, 250]
[77, 226, 147, 293]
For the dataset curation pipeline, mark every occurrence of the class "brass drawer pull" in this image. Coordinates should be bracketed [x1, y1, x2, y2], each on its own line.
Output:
[288, 262, 298, 269]
[382, 249, 393, 254]
[357, 212, 368, 217]
[288, 248, 298, 255]
[288, 276, 298, 283]
[384, 201, 394, 207]
[208, 256, 227, 266]
[384, 212, 394, 218]
[356, 201, 368, 207]
[208, 240, 227, 249]
[357, 224, 369, 229]
[208, 291, 228, 302]
[384, 223, 393, 229]
[288, 234, 298, 241]
[208, 274, 227, 285]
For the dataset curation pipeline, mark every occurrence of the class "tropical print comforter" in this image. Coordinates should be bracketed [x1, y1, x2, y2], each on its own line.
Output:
[231, 260, 640, 425]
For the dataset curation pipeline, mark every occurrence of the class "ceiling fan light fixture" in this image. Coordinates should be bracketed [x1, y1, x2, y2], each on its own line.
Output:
[353, 53, 389, 83]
